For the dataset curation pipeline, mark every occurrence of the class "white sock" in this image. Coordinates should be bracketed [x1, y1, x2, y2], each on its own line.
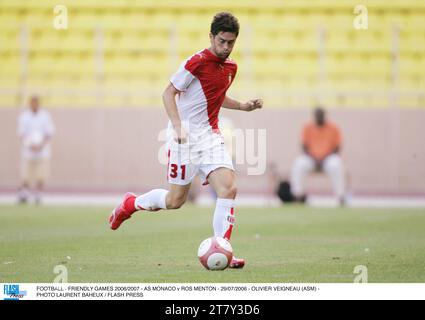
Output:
[135, 189, 168, 211]
[34, 190, 42, 203]
[213, 198, 235, 240]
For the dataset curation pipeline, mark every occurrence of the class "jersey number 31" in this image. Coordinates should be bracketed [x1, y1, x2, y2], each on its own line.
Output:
[169, 164, 186, 180]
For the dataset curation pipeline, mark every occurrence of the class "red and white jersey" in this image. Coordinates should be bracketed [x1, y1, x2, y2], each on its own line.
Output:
[169, 48, 237, 144]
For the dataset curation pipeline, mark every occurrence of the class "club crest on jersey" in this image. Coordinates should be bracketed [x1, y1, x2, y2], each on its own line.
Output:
[227, 215, 235, 224]
[228, 73, 232, 84]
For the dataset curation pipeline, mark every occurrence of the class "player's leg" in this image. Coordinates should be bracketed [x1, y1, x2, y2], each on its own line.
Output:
[187, 175, 201, 203]
[18, 159, 31, 204]
[18, 182, 30, 204]
[136, 182, 192, 210]
[323, 154, 346, 205]
[290, 154, 315, 201]
[34, 159, 48, 204]
[206, 167, 237, 239]
[109, 184, 191, 230]
[109, 148, 198, 230]
[35, 181, 44, 205]
[206, 167, 244, 268]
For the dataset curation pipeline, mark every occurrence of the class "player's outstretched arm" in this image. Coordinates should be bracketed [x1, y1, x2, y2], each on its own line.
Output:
[222, 95, 263, 111]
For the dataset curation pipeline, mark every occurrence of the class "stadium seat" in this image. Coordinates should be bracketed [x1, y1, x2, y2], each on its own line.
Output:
[0, 0, 424, 108]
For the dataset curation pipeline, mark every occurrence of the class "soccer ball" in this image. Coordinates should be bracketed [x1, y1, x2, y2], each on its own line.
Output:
[197, 236, 233, 270]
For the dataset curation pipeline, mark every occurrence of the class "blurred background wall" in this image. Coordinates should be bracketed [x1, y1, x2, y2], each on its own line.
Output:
[1, 108, 424, 194]
[0, 0, 424, 195]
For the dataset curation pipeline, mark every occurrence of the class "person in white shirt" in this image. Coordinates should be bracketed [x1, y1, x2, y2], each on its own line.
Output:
[17, 95, 55, 204]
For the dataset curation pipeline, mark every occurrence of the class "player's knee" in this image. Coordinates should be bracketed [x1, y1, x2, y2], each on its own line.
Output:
[230, 185, 238, 198]
[167, 195, 186, 209]
[326, 158, 343, 173]
[219, 185, 237, 199]
[167, 202, 183, 210]
[293, 156, 311, 172]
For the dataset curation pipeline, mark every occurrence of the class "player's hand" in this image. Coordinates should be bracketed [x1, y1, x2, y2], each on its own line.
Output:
[173, 126, 188, 144]
[30, 144, 43, 153]
[314, 159, 323, 172]
[241, 99, 263, 111]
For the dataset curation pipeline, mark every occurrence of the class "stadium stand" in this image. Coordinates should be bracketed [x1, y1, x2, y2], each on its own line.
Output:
[0, 0, 424, 108]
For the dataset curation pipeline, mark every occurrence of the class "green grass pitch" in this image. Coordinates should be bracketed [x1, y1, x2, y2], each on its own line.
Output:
[0, 204, 424, 283]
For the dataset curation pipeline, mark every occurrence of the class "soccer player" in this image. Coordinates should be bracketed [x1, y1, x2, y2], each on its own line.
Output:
[109, 12, 263, 268]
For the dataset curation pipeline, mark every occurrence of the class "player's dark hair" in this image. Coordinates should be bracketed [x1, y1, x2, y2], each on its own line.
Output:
[210, 12, 239, 37]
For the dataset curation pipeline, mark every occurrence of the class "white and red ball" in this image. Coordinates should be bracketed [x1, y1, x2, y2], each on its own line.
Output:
[197, 236, 233, 270]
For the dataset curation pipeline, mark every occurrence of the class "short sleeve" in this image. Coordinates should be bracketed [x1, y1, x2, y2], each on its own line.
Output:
[169, 53, 202, 92]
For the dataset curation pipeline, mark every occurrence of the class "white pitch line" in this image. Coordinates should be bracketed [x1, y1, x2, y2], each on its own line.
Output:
[0, 193, 425, 208]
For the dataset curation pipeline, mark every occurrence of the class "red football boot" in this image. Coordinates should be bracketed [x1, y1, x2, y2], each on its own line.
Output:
[229, 257, 245, 269]
[109, 192, 137, 230]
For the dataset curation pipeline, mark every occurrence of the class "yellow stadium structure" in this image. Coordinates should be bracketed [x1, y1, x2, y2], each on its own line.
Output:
[0, 0, 424, 108]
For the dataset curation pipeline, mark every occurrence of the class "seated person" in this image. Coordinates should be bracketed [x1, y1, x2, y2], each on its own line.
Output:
[290, 107, 346, 205]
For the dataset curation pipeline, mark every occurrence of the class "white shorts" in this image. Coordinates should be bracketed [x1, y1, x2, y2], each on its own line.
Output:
[166, 133, 234, 186]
